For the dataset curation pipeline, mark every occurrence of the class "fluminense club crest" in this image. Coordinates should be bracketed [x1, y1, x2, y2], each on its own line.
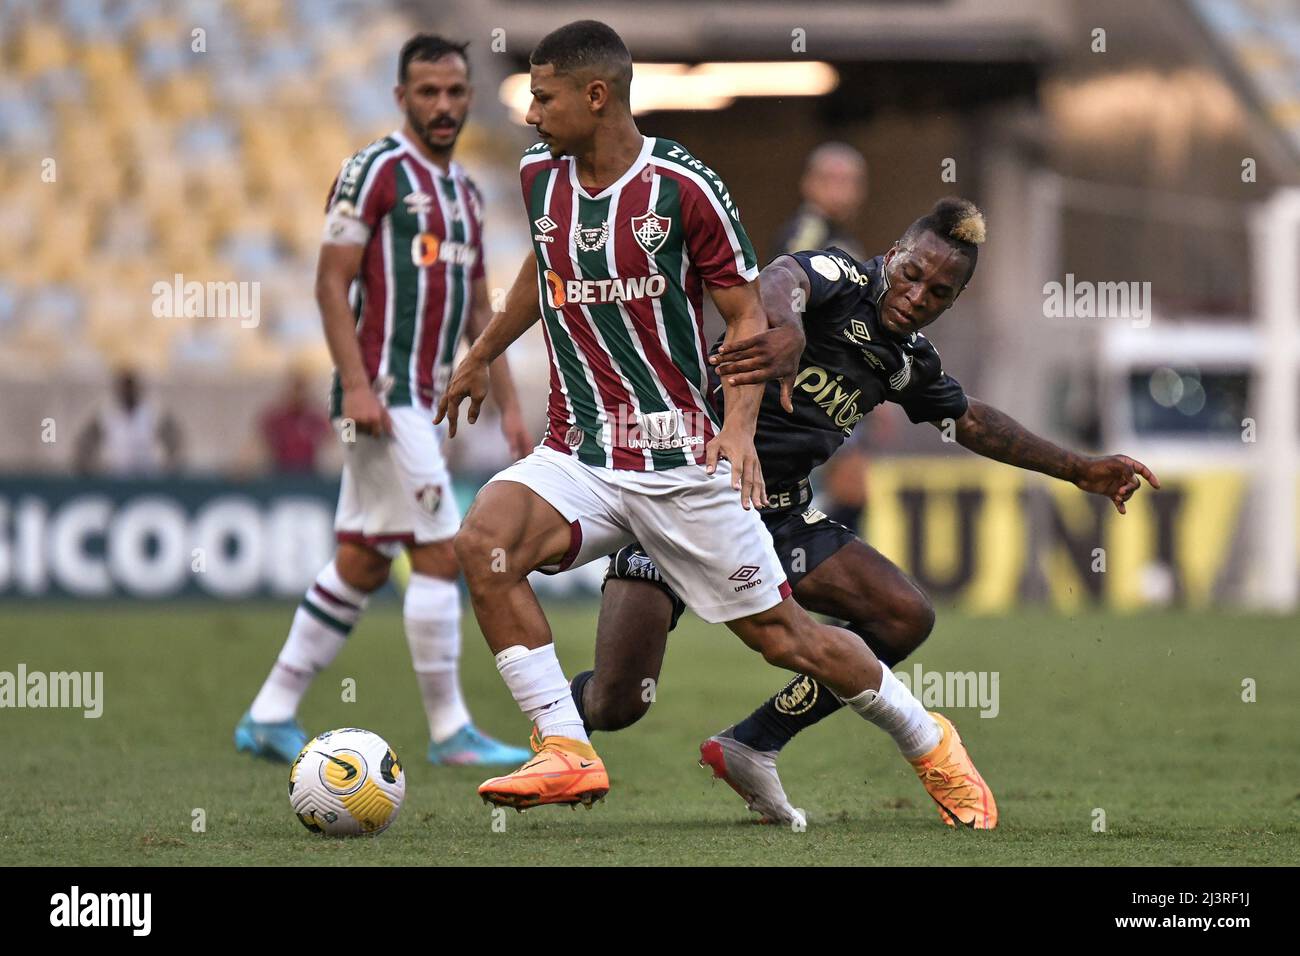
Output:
[631, 212, 671, 254]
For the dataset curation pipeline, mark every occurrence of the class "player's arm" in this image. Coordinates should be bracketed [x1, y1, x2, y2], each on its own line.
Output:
[435, 254, 538, 437]
[946, 397, 1161, 514]
[316, 241, 392, 437]
[707, 280, 770, 509]
[709, 255, 806, 413]
[464, 274, 532, 460]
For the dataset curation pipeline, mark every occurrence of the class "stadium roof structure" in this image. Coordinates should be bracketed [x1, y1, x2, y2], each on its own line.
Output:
[455, 0, 1072, 63]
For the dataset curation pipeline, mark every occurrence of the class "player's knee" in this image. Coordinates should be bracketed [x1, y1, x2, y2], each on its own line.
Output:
[336, 546, 390, 592]
[451, 523, 504, 587]
[895, 592, 935, 653]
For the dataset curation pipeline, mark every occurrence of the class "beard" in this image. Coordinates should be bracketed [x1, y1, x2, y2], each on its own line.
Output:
[411, 110, 461, 154]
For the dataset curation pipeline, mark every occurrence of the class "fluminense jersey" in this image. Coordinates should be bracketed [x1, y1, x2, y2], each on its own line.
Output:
[323, 130, 485, 416]
[520, 136, 759, 471]
[717, 247, 969, 488]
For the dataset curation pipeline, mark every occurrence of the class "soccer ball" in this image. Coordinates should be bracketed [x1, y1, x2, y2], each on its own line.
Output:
[288, 728, 405, 836]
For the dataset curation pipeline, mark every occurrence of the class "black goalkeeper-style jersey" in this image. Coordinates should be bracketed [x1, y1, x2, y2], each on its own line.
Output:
[715, 247, 969, 489]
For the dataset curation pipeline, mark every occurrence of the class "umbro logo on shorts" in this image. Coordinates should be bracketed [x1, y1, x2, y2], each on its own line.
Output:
[729, 565, 762, 592]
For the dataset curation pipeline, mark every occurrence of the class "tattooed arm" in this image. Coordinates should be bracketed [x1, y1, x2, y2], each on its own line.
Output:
[708, 255, 807, 413]
[945, 397, 1161, 514]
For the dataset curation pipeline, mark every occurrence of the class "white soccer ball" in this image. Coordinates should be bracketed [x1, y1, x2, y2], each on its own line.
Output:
[289, 728, 405, 836]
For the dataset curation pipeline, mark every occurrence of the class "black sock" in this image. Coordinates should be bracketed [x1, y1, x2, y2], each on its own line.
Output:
[731, 673, 842, 752]
[569, 670, 595, 736]
[731, 623, 903, 753]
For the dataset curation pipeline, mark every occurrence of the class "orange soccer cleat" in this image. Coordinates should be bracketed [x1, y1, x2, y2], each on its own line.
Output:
[477, 730, 609, 811]
[909, 713, 998, 829]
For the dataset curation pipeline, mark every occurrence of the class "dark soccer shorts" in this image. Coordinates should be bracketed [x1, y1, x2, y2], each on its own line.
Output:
[602, 506, 859, 632]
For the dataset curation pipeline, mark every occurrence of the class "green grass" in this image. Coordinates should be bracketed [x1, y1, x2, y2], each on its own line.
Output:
[2, 602, 1297, 865]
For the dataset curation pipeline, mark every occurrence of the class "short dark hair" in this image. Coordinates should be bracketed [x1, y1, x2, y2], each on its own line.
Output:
[399, 34, 470, 83]
[529, 20, 632, 103]
[900, 196, 986, 282]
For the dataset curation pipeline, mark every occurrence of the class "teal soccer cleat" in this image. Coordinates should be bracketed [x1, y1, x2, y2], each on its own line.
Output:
[234, 711, 309, 763]
[427, 724, 532, 767]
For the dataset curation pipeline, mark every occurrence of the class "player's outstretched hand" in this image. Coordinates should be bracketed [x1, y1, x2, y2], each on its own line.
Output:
[342, 384, 393, 438]
[709, 325, 805, 413]
[1074, 454, 1161, 514]
[705, 424, 767, 510]
[434, 356, 488, 438]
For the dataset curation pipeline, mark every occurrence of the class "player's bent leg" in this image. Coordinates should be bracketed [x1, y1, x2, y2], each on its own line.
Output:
[572, 552, 675, 733]
[237, 541, 389, 762]
[456, 474, 616, 810]
[726, 596, 882, 700]
[453, 480, 573, 654]
[797, 540, 935, 664]
[405, 540, 531, 768]
[731, 540, 936, 754]
[725, 596, 995, 828]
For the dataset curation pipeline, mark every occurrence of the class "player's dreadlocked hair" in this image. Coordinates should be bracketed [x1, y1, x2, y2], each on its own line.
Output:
[399, 34, 470, 83]
[530, 20, 633, 104]
[900, 196, 986, 281]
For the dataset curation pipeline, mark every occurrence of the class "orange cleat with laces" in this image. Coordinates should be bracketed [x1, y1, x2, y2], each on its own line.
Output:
[909, 713, 998, 829]
[477, 728, 609, 811]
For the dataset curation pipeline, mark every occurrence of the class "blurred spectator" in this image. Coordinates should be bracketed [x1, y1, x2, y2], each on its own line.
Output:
[245, 371, 332, 475]
[74, 369, 183, 475]
[252, 371, 332, 474]
[777, 143, 871, 527]
[770, 142, 868, 260]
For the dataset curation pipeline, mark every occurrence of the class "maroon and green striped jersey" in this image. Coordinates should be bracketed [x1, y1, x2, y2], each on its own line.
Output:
[521, 136, 759, 471]
[323, 130, 485, 416]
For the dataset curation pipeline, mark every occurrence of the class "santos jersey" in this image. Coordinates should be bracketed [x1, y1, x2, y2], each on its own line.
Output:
[323, 130, 486, 416]
[717, 247, 969, 488]
[520, 136, 759, 472]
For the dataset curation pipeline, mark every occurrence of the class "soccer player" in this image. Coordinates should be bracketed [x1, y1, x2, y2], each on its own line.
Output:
[235, 35, 532, 767]
[437, 21, 991, 822]
[575, 197, 1161, 827]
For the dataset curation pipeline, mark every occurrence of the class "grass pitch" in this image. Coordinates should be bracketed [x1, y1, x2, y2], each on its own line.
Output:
[3, 601, 1297, 866]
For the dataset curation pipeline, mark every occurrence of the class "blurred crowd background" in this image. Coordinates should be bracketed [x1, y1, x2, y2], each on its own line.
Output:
[2, 0, 1298, 609]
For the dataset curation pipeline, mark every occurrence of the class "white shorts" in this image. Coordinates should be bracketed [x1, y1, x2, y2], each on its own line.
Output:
[334, 405, 459, 556]
[486, 445, 790, 623]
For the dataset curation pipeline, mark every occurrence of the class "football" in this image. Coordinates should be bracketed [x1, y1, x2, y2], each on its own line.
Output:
[288, 728, 405, 836]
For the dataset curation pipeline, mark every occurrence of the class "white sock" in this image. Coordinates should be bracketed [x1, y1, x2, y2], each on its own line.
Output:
[405, 572, 472, 743]
[249, 561, 369, 722]
[494, 644, 589, 744]
[842, 666, 941, 759]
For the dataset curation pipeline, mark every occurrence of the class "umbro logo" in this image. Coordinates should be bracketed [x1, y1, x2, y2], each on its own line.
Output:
[404, 191, 434, 216]
[533, 215, 558, 243]
[845, 318, 872, 345]
[729, 565, 763, 592]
